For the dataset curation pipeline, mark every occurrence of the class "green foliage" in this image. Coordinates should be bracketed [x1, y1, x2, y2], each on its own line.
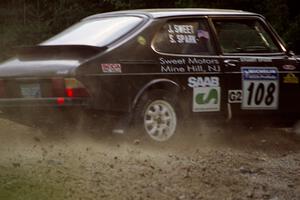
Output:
[175, 0, 199, 7]
[0, 170, 65, 200]
[0, 0, 300, 61]
[284, 15, 300, 52]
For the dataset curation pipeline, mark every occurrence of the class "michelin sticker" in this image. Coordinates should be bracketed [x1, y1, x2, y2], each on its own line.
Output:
[188, 76, 220, 112]
[241, 67, 278, 110]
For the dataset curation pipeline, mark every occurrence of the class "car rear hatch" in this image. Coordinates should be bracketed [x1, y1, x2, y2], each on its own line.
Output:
[0, 45, 106, 107]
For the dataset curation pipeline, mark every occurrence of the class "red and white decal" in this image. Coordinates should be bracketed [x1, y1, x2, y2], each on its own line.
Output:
[282, 65, 296, 71]
[101, 64, 122, 73]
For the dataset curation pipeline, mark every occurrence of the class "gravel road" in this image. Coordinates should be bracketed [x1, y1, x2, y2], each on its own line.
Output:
[0, 112, 300, 200]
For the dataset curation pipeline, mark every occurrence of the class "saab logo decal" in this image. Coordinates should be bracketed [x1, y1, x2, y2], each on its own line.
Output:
[188, 76, 219, 88]
[101, 64, 122, 73]
[193, 87, 220, 112]
[283, 73, 299, 84]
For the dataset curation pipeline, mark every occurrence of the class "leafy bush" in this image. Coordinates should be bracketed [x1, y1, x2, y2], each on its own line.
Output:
[0, 0, 299, 61]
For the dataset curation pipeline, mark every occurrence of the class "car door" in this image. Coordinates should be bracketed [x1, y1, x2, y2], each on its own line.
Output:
[210, 17, 300, 119]
[151, 17, 227, 118]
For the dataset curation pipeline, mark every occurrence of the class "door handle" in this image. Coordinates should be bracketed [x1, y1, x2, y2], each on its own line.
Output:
[224, 59, 239, 67]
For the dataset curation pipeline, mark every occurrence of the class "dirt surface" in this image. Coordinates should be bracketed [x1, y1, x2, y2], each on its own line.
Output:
[0, 113, 300, 200]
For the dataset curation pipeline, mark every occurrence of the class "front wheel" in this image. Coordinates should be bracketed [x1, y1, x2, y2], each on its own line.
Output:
[134, 91, 178, 142]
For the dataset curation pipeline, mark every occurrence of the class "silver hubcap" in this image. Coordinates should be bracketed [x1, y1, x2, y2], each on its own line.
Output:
[144, 100, 177, 142]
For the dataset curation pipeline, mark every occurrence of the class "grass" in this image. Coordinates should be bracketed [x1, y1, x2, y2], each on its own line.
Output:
[0, 167, 65, 200]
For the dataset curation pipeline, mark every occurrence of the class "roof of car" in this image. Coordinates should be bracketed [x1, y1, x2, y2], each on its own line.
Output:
[86, 8, 259, 20]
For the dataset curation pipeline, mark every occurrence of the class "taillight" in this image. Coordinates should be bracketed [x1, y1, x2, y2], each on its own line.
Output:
[0, 80, 5, 98]
[56, 97, 65, 105]
[64, 78, 89, 97]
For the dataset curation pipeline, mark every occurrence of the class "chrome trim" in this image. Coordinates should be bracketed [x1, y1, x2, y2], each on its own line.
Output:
[86, 72, 222, 76]
[209, 15, 287, 55]
[224, 59, 239, 67]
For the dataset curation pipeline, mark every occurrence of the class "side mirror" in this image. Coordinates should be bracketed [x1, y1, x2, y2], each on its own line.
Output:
[285, 42, 295, 56]
[287, 50, 295, 56]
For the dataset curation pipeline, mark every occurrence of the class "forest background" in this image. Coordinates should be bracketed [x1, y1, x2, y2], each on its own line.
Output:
[0, 0, 299, 61]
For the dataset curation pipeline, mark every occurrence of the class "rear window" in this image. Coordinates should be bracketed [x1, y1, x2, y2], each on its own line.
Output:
[42, 16, 143, 47]
[152, 19, 215, 55]
[213, 19, 281, 54]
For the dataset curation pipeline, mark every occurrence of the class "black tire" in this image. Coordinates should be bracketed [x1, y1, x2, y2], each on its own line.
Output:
[133, 89, 179, 142]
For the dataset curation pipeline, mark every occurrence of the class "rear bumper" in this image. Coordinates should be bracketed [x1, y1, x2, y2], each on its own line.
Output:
[0, 97, 90, 108]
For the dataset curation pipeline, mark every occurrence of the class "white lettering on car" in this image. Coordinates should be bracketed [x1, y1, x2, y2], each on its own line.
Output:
[188, 76, 219, 88]
[168, 24, 197, 44]
[176, 34, 197, 44]
[159, 57, 221, 73]
[187, 58, 219, 65]
[168, 25, 194, 34]
[161, 66, 185, 73]
[159, 57, 186, 65]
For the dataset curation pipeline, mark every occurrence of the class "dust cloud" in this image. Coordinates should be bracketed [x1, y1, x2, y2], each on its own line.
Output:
[0, 110, 300, 200]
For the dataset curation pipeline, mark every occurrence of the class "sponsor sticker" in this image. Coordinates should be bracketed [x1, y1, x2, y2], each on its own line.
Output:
[188, 76, 220, 112]
[188, 76, 219, 88]
[283, 73, 299, 84]
[193, 87, 220, 112]
[282, 65, 296, 71]
[241, 67, 279, 110]
[101, 64, 122, 73]
[137, 36, 146, 46]
[228, 90, 242, 103]
[242, 67, 278, 81]
[240, 57, 272, 63]
[197, 30, 210, 40]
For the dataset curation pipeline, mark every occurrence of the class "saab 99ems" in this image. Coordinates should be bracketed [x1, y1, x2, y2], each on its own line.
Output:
[0, 9, 299, 142]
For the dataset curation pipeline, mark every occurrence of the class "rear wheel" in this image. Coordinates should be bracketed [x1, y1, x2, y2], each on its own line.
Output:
[143, 99, 177, 142]
[134, 90, 178, 142]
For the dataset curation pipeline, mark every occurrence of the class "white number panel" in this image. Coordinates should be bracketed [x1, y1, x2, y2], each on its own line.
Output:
[241, 67, 279, 110]
[228, 90, 242, 103]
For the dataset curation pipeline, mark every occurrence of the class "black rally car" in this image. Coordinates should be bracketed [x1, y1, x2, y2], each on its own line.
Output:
[0, 9, 299, 141]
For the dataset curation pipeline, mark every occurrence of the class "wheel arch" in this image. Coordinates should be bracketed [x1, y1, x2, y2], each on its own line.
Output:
[132, 78, 181, 110]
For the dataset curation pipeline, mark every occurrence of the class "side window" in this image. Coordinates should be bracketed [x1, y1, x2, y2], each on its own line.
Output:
[152, 19, 215, 55]
[213, 19, 281, 54]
